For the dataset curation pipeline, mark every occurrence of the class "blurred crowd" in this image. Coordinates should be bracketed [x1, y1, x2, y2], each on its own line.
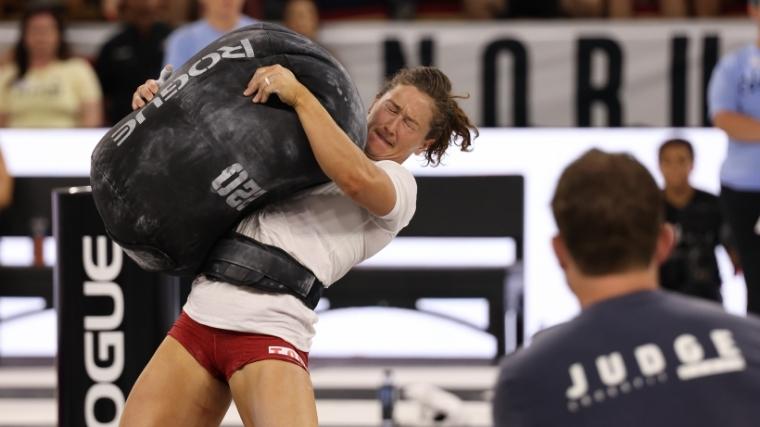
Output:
[0, 0, 327, 128]
[0, 0, 754, 22]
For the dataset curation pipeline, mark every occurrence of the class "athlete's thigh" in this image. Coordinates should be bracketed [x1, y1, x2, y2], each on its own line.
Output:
[119, 336, 232, 427]
[229, 360, 318, 427]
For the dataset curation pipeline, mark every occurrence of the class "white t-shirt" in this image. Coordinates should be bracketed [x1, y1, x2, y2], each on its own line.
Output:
[183, 160, 417, 351]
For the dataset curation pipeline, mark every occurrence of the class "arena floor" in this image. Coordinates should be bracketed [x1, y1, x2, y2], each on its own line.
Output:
[0, 362, 496, 426]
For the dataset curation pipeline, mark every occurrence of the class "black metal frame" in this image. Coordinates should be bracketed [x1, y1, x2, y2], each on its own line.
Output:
[0, 177, 90, 364]
[324, 175, 525, 360]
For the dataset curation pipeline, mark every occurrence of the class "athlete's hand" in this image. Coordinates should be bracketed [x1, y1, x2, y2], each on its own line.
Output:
[131, 79, 159, 110]
[131, 65, 173, 110]
[244, 64, 307, 108]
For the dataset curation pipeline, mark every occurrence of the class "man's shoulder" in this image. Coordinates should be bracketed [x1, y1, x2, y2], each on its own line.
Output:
[502, 292, 760, 373]
[100, 26, 131, 49]
[168, 20, 207, 41]
[500, 320, 580, 374]
[717, 44, 755, 71]
[238, 15, 258, 27]
[59, 57, 94, 74]
[627, 291, 760, 332]
[151, 22, 174, 38]
[660, 291, 750, 318]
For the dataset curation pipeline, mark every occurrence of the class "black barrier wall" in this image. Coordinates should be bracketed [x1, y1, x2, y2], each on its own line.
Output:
[53, 187, 182, 427]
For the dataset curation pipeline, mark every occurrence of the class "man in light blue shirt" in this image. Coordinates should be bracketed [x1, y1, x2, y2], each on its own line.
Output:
[707, 0, 760, 315]
[164, 0, 257, 69]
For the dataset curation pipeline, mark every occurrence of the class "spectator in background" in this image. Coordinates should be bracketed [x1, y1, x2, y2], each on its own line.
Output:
[95, 0, 172, 126]
[560, 0, 725, 17]
[462, 0, 507, 19]
[708, 0, 760, 316]
[560, 0, 632, 17]
[659, 0, 722, 16]
[503, 0, 563, 17]
[101, 0, 122, 20]
[283, 0, 319, 41]
[315, 0, 387, 20]
[0, 149, 12, 212]
[0, 5, 102, 128]
[658, 138, 738, 304]
[160, 0, 195, 27]
[493, 149, 760, 427]
[164, 0, 256, 69]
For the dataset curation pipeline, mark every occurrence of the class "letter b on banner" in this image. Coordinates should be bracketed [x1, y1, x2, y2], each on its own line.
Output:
[53, 188, 183, 427]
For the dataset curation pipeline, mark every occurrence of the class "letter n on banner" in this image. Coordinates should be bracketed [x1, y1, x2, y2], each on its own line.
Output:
[383, 38, 435, 81]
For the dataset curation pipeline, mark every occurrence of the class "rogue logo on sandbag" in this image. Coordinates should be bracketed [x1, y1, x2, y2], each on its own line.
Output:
[212, 163, 267, 211]
[112, 38, 256, 147]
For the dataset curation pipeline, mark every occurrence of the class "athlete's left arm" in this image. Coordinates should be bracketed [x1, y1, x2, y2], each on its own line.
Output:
[244, 64, 397, 216]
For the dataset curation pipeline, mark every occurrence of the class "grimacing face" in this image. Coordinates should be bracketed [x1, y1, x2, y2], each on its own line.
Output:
[659, 145, 693, 189]
[364, 84, 436, 164]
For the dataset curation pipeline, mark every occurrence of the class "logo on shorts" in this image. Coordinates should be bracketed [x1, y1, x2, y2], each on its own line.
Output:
[269, 346, 305, 367]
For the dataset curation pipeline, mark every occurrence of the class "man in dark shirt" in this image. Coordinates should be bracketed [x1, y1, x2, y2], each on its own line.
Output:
[493, 149, 760, 427]
[658, 138, 738, 303]
[95, 0, 172, 125]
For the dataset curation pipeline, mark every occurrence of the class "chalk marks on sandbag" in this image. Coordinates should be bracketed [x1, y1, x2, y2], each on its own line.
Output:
[111, 38, 256, 147]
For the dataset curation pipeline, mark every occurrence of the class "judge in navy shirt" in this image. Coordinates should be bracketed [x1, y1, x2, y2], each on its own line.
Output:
[493, 149, 760, 427]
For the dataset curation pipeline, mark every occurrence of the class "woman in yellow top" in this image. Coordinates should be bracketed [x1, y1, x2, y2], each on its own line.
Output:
[0, 5, 102, 128]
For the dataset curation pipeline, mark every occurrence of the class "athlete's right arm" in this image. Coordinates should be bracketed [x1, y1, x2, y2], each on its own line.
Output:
[245, 64, 399, 217]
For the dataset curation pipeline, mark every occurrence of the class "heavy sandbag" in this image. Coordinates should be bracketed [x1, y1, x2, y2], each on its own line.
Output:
[90, 23, 367, 276]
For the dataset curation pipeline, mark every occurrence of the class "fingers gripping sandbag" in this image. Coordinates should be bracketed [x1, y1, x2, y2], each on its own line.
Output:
[90, 23, 367, 275]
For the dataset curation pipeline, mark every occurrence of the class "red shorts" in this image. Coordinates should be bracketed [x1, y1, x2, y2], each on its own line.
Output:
[167, 311, 309, 381]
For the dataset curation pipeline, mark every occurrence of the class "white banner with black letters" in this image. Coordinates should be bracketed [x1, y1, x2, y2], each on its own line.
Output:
[319, 20, 755, 127]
